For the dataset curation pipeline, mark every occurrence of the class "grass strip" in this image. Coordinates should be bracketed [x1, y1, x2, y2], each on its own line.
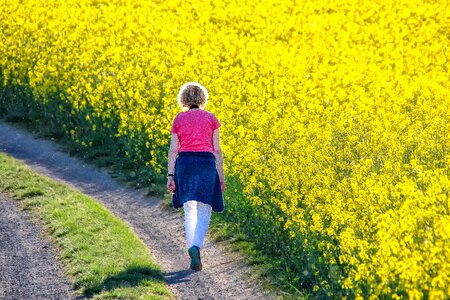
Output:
[0, 152, 172, 299]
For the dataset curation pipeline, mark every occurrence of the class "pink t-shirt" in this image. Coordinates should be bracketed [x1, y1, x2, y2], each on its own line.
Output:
[170, 110, 221, 153]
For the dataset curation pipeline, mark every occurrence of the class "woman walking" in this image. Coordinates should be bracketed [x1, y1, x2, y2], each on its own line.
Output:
[167, 82, 225, 271]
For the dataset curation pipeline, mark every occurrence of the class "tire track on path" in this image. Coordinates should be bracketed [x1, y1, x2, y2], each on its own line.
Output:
[0, 194, 74, 300]
[0, 122, 275, 300]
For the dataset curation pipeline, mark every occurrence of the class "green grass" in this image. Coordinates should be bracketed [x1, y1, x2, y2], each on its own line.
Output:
[0, 152, 173, 299]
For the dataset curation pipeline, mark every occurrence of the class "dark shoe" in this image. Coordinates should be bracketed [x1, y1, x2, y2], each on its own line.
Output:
[188, 246, 202, 271]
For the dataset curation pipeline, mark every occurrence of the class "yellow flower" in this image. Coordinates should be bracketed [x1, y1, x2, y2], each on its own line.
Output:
[1, 0, 449, 297]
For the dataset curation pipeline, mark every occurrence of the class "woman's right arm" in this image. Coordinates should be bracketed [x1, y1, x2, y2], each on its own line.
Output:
[213, 128, 226, 192]
[167, 133, 179, 193]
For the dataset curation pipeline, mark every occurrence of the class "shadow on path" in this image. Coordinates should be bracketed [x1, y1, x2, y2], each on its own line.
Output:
[83, 265, 165, 296]
[164, 269, 193, 285]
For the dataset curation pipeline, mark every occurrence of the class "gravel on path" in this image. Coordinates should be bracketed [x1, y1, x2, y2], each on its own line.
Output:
[0, 194, 74, 300]
[0, 122, 276, 300]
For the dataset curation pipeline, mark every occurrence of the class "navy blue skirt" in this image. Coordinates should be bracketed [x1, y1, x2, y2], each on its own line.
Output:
[172, 152, 224, 212]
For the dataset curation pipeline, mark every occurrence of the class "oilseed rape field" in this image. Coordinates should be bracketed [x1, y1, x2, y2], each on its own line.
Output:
[1, 0, 449, 298]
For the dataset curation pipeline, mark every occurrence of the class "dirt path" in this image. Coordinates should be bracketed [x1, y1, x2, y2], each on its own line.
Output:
[0, 122, 275, 300]
[0, 194, 74, 300]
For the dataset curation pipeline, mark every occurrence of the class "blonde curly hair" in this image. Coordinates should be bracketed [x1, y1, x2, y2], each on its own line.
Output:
[177, 82, 209, 110]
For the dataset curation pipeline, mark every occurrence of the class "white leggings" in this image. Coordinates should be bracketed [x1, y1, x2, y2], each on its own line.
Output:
[183, 200, 212, 250]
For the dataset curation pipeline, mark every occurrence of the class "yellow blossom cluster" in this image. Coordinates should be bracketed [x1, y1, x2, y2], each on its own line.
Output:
[1, 0, 449, 297]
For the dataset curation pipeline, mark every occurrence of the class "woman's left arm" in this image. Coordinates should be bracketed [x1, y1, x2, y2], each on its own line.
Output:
[167, 133, 179, 193]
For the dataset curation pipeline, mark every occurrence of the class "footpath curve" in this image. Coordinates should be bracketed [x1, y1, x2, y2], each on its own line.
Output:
[0, 122, 275, 300]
